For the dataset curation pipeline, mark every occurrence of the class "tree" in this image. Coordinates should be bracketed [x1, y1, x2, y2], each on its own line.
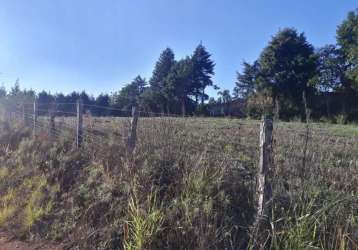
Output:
[234, 61, 260, 99]
[38, 90, 55, 114]
[113, 76, 147, 112]
[258, 28, 317, 119]
[54, 93, 69, 114]
[149, 48, 176, 112]
[7, 80, 35, 106]
[92, 94, 111, 116]
[79, 91, 95, 113]
[315, 45, 345, 117]
[62, 92, 81, 114]
[217, 89, 232, 116]
[139, 88, 161, 113]
[337, 9, 358, 86]
[9, 79, 21, 97]
[0, 85, 6, 98]
[165, 57, 194, 116]
[191, 43, 215, 104]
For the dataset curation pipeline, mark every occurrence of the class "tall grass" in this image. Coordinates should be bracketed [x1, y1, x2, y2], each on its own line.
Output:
[0, 117, 357, 249]
[124, 190, 163, 250]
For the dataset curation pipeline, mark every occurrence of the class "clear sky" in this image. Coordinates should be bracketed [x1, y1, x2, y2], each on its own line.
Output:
[0, 0, 356, 97]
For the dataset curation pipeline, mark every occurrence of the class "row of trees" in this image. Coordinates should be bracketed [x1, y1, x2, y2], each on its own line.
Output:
[0, 81, 112, 116]
[113, 43, 216, 115]
[1, 43, 217, 116]
[0, 9, 357, 122]
[233, 9, 358, 122]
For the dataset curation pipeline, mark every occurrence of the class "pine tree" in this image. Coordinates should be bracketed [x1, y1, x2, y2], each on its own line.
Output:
[336, 9, 358, 119]
[0, 86, 6, 98]
[150, 48, 175, 89]
[149, 48, 175, 112]
[337, 9, 358, 85]
[234, 61, 260, 99]
[191, 43, 215, 104]
[93, 94, 111, 116]
[258, 28, 317, 119]
[165, 57, 194, 115]
[315, 45, 345, 117]
[113, 75, 147, 110]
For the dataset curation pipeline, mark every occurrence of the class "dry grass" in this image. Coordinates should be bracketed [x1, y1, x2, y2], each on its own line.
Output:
[0, 116, 357, 249]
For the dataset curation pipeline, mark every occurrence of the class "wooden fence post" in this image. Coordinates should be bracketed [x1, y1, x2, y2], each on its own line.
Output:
[76, 99, 83, 148]
[3, 103, 10, 121]
[22, 103, 26, 124]
[127, 105, 139, 153]
[33, 99, 38, 138]
[49, 106, 56, 139]
[253, 115, 273, 248]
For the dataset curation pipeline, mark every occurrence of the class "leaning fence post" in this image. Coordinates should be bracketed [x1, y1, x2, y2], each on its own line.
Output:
[252, 115, 273, 248]
[33, 99, 38, 138]
[127, 105, 139, 153]
[76, 99, 83, 148]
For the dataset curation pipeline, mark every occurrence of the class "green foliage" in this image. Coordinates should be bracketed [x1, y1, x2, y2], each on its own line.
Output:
[315, 45, 345, 92]
[0, 189, 16, 226]
[112, 76, 147, 110]
[234, 61, 259, 99]
[149, 48, 175, 91]
[191, 43, 215, 103]
[165, 57, 194, 115]
[337, 9, 358, 86]
[259, 28, 317, 117]
[269, 188, 358, 250]
[144, 48, 176, 113]
[23, 176, 54, 231]
[124, 191, 163, 250]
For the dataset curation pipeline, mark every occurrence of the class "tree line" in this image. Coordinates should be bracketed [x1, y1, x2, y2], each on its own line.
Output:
[233, 9, 358, 122]
[0, 9, 357, 122]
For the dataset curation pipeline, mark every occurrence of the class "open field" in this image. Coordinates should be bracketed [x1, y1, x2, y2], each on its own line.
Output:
[0, 2, 356, 249]
[0, 116, 357, 249]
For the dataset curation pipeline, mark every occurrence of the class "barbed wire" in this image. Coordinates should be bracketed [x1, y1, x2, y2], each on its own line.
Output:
[7, 103, 358, 162]
[6, 114, 358, 173]
[12, 101, 229, 118]
[12, 109, 352, 139]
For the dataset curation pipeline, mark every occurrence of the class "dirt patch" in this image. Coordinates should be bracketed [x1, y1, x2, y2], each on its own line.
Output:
[0, 231, 62, 250]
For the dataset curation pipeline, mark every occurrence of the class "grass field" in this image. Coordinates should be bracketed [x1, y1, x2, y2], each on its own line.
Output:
[0, 117, 357, 249]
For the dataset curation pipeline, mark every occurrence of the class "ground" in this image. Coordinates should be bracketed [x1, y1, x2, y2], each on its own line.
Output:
[0, 231, 61, 250]
[0, 118, 357, 249]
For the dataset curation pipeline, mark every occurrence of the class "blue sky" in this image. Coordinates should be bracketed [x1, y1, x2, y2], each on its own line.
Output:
[0, 0, 356, 97]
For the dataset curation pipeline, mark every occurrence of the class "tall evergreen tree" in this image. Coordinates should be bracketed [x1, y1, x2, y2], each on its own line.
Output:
[258, 28, 317, 119]
[315, 45, 345, 117]
[336, 9, 358, 119]
[113, 75, 147, 110]
[9, 79, 21, 97]
[149, 48, 175, 112]
[93, 94, 111, 116]
[337, 9, 358, 86]
[0, 86, 6, 98]
[150, 48, 175, 89]
[234, 61, 260, 99]
[38, 90, 55, 114]
[191, 43, 215, 104]
[165, 57, 194, 115]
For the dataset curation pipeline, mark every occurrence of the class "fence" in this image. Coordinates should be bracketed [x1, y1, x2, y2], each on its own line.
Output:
[2, 98, 358, 248]
[3, 99, 358, 177]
